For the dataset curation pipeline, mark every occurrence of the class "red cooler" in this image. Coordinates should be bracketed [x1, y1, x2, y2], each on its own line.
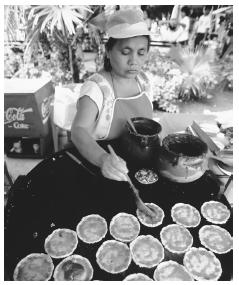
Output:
[4, 78, 55, 158]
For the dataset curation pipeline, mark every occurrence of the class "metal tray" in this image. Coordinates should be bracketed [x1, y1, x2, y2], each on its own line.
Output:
[4, 148, 233, 281]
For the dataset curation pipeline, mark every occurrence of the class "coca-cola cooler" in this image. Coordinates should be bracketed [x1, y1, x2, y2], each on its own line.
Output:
[4, 78, 55, 158]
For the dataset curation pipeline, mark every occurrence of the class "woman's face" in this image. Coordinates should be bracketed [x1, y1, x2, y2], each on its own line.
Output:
[107, 36, 149, 79]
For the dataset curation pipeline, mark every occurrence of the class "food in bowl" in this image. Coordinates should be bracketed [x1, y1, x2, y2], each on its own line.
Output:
[124, 273, 153, 281]
[44, 228, 78, 259]
[153, 260, 194, 281]
[201, 201, 231, 224]
[109, 213, 140, 242]
[53, 254, 93, 281]
[130, 235, 164, 268]
[136, 203, 164, 227]
[13, 253, 54, 281]
[76, 214, 107, 244]
[199, 225, 233, 254]
[183, 247, 222, 281]
[96, 240, 131, 274]
[158, 134, 208, 183]
[135, 168, 158, 184]
[171, 203, 201, 228]
[160, 224, 193, 254]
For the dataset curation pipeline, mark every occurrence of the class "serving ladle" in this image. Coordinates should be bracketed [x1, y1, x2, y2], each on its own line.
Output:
[127, 118, 138, 134]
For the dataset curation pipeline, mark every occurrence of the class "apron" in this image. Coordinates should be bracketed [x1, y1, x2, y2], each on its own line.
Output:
[107, 91, 153, 139]
[86, 72, 153, 140]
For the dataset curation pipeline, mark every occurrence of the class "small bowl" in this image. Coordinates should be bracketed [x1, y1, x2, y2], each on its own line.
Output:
[158, 133, 208, 183]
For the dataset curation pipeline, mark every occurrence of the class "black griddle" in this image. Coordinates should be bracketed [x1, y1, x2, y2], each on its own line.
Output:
[4, 144, 233, 281]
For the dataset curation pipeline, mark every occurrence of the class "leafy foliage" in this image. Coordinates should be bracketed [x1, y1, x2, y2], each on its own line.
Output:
[4, 6, 27, 42]
[143, 49, 182, 113]
[215, 55, 233, 91]
[24, 5, 93, 56]
[5, 5, 99, 83]
[168, 46, 219, 101]
[4, 45, 73, 85]
[142, 45, 231, 113]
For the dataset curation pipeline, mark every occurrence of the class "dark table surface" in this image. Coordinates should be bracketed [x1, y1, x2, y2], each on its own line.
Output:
[4, 141, 233, 281]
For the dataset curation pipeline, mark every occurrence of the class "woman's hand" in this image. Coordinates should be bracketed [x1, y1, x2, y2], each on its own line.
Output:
[100, 153, 128, 181]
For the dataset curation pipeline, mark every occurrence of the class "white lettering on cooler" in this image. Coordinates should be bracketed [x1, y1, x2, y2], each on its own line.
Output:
[4, 107, 33, 129]
[4, 107, 33, 124]
[13, 122, 30, 129]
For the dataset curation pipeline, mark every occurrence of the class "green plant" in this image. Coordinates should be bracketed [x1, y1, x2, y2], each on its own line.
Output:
[168, 46, 218, 101]
[23, 5, 95, 83]
[142, 45, 231, 113]
[4, 5, 106, 83]
[4, 47, 24, 78]
[143, 49, 181, 113]
[4, 5, 27, 42]
[216, 54, 233, 91]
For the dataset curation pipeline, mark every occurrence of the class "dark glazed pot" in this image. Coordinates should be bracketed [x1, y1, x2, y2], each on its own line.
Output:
[120, 117, 162, 168]
[158, 134, 209, 183]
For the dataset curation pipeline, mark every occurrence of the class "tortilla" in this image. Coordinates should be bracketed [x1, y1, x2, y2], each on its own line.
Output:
[183, 247, 222, 281]
[44, 228, 78, 259]
[13, 253, 54, 281]
[136, 203, 165, 227]
[109, 213, 140, 242]
[124, 273, 153, 281]
[53, 254, 93, 281]
[153, 260, 194, 281]
[201, 201, 231, 224]
[96, 240, 131, 274]
[171, 203, 201, 228]
[76, 214, 107, 244]
[199, 225, 233, 254]
[135, 168, 158, 184]
[160, 224, 193, 254]
[130, 235, 164, 268]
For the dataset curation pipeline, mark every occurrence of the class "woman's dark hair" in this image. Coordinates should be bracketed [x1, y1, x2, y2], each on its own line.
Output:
[103, 35, 151, 71]
[181, 6, 190, 16]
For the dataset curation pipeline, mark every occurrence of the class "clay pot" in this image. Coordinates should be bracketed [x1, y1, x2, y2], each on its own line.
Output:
[158, 133, 208, 183]
[120, 117, 162, 168]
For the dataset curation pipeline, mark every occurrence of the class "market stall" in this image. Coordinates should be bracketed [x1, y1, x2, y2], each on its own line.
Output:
[4, 113, 233, 281]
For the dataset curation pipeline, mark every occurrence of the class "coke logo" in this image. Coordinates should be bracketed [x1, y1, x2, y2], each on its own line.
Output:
[4, 107, 33, 125]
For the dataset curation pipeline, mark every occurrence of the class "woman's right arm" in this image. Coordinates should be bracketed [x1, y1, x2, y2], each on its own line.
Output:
[71, 96, 128, 181]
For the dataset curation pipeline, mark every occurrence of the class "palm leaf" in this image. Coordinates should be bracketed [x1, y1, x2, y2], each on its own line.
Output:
[40, 10, 57, 33]
[169, 45, 217, 100]
[50, 11, 61, 33]
[25, 5, 94, 55]
[27, 5, 93, 36]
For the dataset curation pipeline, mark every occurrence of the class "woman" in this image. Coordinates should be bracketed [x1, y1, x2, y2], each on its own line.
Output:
[71, 9, 153, 182]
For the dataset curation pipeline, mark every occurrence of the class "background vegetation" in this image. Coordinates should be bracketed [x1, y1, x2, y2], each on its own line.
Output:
[4, 5, 233, 113]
